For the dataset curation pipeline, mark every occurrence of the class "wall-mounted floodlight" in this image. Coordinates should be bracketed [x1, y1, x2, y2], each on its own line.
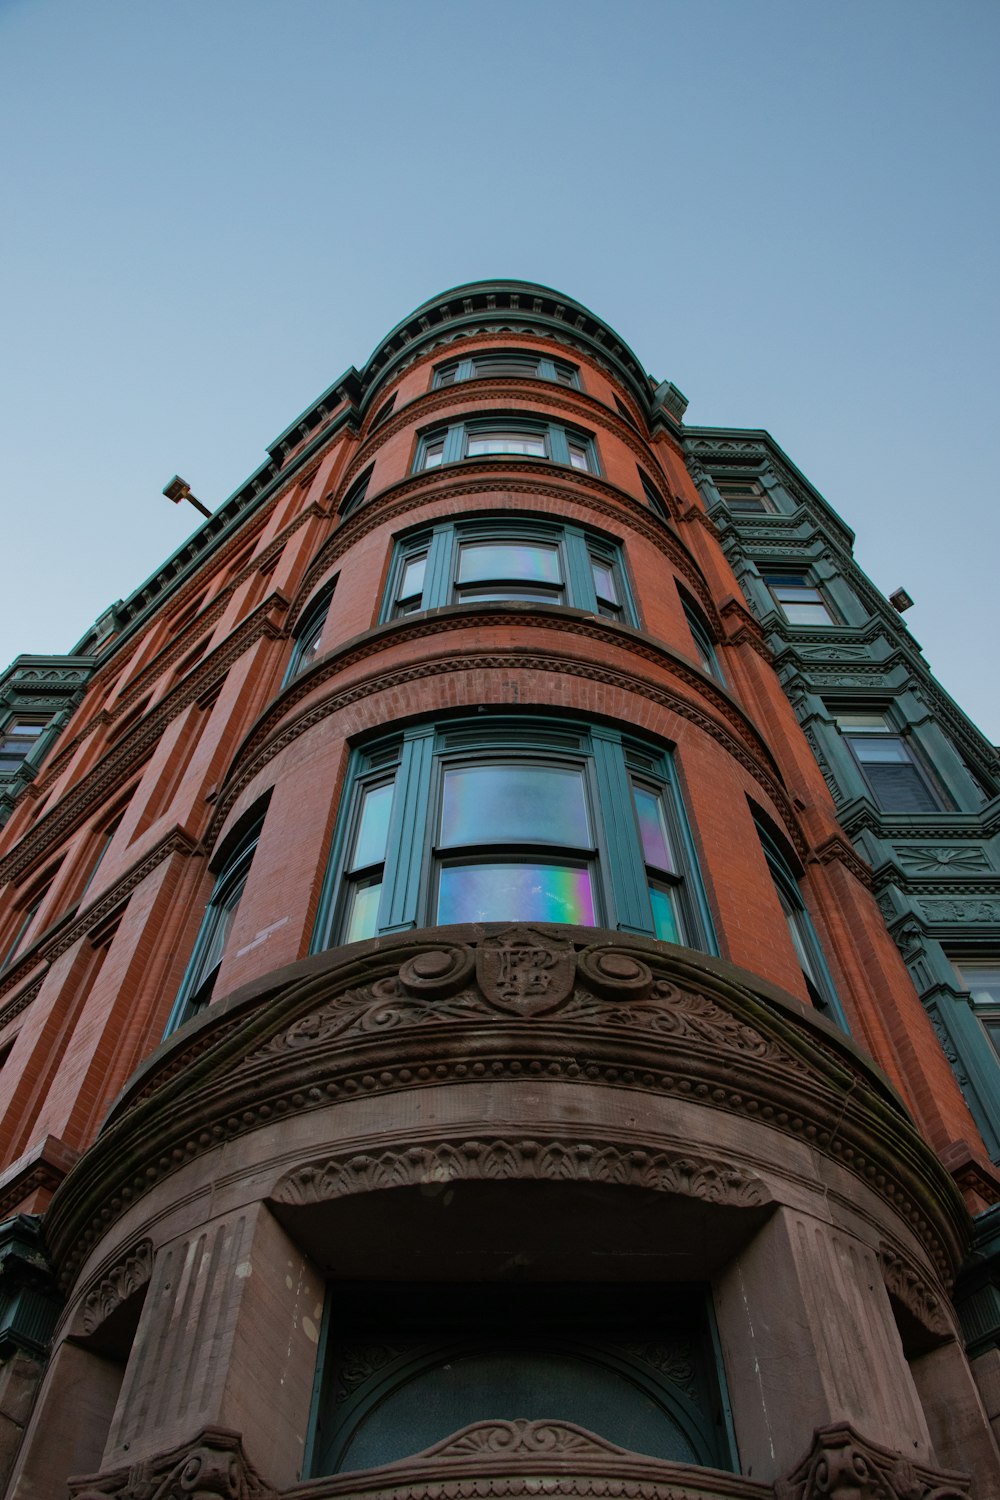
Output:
[889, 587, 914, 613]
[162, 475, 212, 519]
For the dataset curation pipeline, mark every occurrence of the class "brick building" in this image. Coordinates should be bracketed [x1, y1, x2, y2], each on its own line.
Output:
[0, 282, 998, 1496]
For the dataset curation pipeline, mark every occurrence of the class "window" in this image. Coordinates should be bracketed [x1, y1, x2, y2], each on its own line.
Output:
[285, 581, 336, 684]
[433, 351, 580, 390]
[762, 572, 836, 626]
[0, 893, 46, 972]
[679, 595, 724, 683]
[369, 393, 396, 431]
[638, 468, 670, 520]
[834, 712, 945, 813]
[0, 718, 49, 776]
[308, 1283, 733, 1476]
[954, 961, 1000, 1058]
[339, 466, 374, 518]
[716, 478, 773, 514]
[415, 419, 598, 475]
[383, 520, 634, 623]
[316, 718, 713, 951]
[757, 820, 847, 1029]
[164, 812, 265, 1034]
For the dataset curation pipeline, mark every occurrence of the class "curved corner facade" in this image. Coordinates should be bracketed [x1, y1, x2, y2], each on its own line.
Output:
[0, 283, 997, 1496]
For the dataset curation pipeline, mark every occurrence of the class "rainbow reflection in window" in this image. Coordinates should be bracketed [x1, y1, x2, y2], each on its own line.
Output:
[438, 863, 595, 925]
[457, 542, 562, 588]
[440, 765, 590, 848]
[632, 786, 676, 873]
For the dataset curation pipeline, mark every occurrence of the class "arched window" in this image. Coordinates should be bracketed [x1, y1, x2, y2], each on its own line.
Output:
[284, 579, 337, 685]
[755, 816, 847, 1030]
[164, 807, 267, 1034]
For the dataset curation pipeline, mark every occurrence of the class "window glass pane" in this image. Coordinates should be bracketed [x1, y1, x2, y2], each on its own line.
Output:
[457, 542, 561, 587]
[850, 737, 911, 763]
[553, 364, 577, 386]
[438, 863, 595, 925]
[649, 884, 682, 944]
[473, 357, 538, 379]
[780, 601, 833, 625]
[467, 432, 547, 457]
[959, 964, 1000, 1006]
[567, 442, 591, 471]
[352, 782, 395, 870]
[422, 441, 445, 468]
[440, 764, 590, 848]
[835, 713, 891, 731]
[399, 555, 427, 602]
[632, 786, 675, 873]
[346, 878, 383, 943]
[591, 562, 618, 605]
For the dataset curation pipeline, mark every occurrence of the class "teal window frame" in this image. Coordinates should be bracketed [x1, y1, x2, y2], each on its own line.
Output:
[757, 821, 848, 1030]
[306, 1281, 736, 1478]
[339, 466, 374, 519]
[0, 717, 50, 777]
[679, 594, 725, 684]
[381, 519, 635, 624]
[762, 571, 837, 626]
[638, 468, 670, 520]
[284, 580, 337, 686]
[833, 711, 946, 814]
[164, 812, 265, 1035]
[313, 717, 716, 952]
[716, 478, 773, 514]
[414, 417, 599, 475]
[433, 351, 580, 390]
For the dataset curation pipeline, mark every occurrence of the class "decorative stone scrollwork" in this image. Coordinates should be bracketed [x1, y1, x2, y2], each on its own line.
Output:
[398, 944, 475, 998]
[878, 1246, 952, 1338]
[421, 1418, 628, 1459]
[775, 1422, 969, 1500]
[577, 945, 652, 1000]
[68, 1425, 273, 1499]
[81, 1239, 154, 1334]
[272, 1138, 771, 1210]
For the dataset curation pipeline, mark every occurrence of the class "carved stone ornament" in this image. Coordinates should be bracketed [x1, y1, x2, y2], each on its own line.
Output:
[774, 1422, 969, 1500]
[877, 1246, 952, 1338]
[81, 1239, 154, 1334]
[477, 927, 576, 1016]
[419, 1418, 629, 1459]
[273, 1138, 771, 1210]
[69, 1425, 274, 1499]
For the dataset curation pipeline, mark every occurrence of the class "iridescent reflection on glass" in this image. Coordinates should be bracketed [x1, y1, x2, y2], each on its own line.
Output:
[632, 786, 675, 872]
[649, 884, 681, 943]
[440, 765, 590, 848]
[457, 543, 561, 587]
[346, 879, 382, 942]
[438, 864, 595, 925]
[352, 782, 394, 870]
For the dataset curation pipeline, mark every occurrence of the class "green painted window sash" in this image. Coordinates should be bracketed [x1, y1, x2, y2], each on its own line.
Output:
[381, 520, 633, 625]
[312, 718, 716, 954]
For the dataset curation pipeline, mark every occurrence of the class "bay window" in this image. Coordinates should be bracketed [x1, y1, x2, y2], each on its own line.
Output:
[315, 719, 714, 952]
[415, 418, 599, 475]
[383, 519, 634, 622]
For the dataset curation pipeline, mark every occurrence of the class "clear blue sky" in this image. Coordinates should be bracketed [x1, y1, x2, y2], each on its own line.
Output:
[2, 0, 997, 739]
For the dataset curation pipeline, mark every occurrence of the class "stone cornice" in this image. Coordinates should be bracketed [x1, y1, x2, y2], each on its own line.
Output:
[44, 929, 969, 1293]
[206, 616, 804, 861]
[0, 827, 201, 1012]
[298, 465, 710, 629]
[0, 599, 286, 888]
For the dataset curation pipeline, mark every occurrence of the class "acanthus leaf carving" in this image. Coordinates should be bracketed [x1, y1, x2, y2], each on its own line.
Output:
[68, 1425, 274, 1499]
[877, 1245, 952, 1338]
[81, 1239, 154, 1334]
[776, 1422, 969, 1500]
[272, 1138, 771, 1211]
